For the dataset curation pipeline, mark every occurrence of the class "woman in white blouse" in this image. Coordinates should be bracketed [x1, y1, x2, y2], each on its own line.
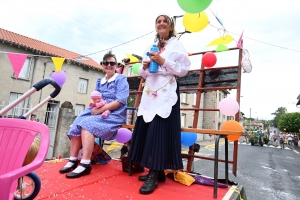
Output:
[128, 14, 191, 195]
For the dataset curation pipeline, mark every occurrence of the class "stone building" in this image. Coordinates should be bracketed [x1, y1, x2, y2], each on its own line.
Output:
[0, 28, 105, 158]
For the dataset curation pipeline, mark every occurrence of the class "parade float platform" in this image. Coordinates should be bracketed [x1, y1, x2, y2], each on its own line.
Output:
[35, 160, 245, 200]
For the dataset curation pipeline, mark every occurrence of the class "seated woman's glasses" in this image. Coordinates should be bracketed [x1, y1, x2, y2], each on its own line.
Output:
[102, 61, 117, 66]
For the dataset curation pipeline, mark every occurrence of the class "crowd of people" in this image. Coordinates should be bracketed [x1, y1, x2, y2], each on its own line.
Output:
[268, 130, 299, 149]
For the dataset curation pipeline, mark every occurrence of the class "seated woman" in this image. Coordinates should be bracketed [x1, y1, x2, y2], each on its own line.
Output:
[59, 50, 129, 178]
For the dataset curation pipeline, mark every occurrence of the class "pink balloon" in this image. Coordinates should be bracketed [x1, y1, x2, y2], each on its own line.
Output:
[50, 71, 66, 86]
[219, 98, 239, 116]
[116, 128, 132, 143]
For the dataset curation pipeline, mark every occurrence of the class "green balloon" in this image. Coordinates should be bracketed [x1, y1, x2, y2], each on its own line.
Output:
[177, 0, 213, 14]
[132, 63, 142, 75]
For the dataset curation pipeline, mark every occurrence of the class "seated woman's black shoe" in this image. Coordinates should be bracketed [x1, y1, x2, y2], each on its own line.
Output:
[66, 163, 92, 179]
[139, 171, 158, 194]
[59, 160, 78, 174]
[138, 170, 166, 182]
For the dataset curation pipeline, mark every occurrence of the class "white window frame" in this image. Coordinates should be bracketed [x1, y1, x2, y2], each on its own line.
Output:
[127, 67, 133, 76]
[193, 93, 197, 106]
[182, 93, 187, 103]
[181, 113, 186, 128]
[15, 58, 31, 79]
[78, 78, 88, 94]
[75, 104, 85, 116]
[8, 92, 24, 117]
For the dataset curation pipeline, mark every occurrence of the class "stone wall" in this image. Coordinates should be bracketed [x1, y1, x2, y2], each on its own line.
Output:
[53, 108, 76, 158]
[203, 91, 217, 129]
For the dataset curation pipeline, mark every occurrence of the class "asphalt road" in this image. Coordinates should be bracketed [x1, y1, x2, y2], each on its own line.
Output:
[191, 143, 300, 200]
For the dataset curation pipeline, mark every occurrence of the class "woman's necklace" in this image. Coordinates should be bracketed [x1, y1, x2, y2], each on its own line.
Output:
[143, 77, 175, 97]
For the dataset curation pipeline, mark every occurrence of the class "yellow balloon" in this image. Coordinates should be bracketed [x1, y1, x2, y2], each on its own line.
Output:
[126, 54, 139, 63]
[183, 12, 209, 33]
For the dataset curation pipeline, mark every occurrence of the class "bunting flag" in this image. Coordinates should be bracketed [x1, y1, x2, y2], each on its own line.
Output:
[51, 57, 65, 72]
[7, 53, 28, 79]
[216, 44, 229, 52]
[206, 34, 234, 47]
[126, 54, 139, 63]
[237, 31, 244, 49]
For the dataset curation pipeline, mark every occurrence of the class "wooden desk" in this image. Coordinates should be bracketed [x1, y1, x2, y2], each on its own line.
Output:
[121, 124, 244, 198]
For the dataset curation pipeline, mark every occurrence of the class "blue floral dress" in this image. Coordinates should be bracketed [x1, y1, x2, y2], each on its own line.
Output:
[68, 74, 129, 140]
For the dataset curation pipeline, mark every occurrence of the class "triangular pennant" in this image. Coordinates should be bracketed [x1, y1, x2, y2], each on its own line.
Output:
[206, 34, 234, 47]
[51, 57, 65, 72]
[216, 44, 229, 52]
[126, 54, 139, 63]
[237, 31, 244, 49]
[7, 53, 28, 79]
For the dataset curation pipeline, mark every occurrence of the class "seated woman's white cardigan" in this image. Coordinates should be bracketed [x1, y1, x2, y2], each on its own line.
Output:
[137, 37, 191, 123]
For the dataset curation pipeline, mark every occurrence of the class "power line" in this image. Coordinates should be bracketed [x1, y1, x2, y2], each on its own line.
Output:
[43, 3, 123, 42]
[81, 30, 154, 57]
[42, 3, 300, 57]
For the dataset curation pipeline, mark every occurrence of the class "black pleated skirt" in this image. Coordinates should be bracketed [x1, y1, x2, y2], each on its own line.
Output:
[128, 83, 183, 170]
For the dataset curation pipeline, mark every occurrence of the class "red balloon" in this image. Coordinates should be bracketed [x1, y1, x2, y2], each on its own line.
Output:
[202, 52, 217, 68]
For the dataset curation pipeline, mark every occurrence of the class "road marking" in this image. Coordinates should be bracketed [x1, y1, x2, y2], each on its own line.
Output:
[293, 150, 299, 154]
[204, 142, 225, 149]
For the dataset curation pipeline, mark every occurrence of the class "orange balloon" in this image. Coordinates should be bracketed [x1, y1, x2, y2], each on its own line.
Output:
[221, 120, 243, 141]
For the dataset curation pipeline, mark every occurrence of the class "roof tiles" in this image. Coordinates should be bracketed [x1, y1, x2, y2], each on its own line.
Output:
[0, 28, 103, 70]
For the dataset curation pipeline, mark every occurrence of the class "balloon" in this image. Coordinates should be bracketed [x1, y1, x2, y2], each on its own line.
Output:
[177, 0, 213, 14]
[219, 98, 239, 116]
[221, 120, 243, 141]
[183, 12, 209, 32]
[116, 68, 122, 74]
[116, 128, 132, 143]
[132, 63, 142, 75]
[202, 52, 217, 68]
[50, 71, 66, 86]
[181, 132, 197, 146]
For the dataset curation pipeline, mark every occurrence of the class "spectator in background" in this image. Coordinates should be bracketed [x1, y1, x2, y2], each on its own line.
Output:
[30, 114, 37, 121]
[269, 131, 274, 146]
[287, 132, 293, 146]
[279, 133, 284, 149]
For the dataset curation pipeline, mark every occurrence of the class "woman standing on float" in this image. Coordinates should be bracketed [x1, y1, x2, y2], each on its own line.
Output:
[129, 14, 191, 194]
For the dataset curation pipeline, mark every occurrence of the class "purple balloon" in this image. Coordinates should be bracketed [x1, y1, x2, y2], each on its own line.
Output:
[50, 71, 66, 86]
[116, 128, 132, 143]
[219, 98, 239, 116]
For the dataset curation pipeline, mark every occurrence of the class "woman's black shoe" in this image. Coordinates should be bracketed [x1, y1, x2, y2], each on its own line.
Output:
[66, 163, 92, 179]
[139, 170, 158, 194]
[138, 170, 166, 182]
[59, 160, 78, 174]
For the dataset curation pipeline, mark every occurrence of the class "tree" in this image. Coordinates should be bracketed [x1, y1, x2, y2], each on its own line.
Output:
[271, 107, 287, 128]
[261, 120, 272, 130]
[127, 95, 136, 107]
[278, 112, 300, 133]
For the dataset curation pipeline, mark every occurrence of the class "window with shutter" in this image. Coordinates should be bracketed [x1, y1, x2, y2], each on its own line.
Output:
[75, 104, 85, 116]
[78, 78, 88, 93]
[8, 92, 24, 117]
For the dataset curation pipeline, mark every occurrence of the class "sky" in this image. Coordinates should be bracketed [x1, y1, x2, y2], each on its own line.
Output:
[1, 0, 300, 120]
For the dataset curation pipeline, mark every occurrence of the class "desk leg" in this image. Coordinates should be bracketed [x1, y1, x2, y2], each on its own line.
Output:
[225, 136, 228, 185]
[214, 135, 220, 199]
[128, 160, 132, 176]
